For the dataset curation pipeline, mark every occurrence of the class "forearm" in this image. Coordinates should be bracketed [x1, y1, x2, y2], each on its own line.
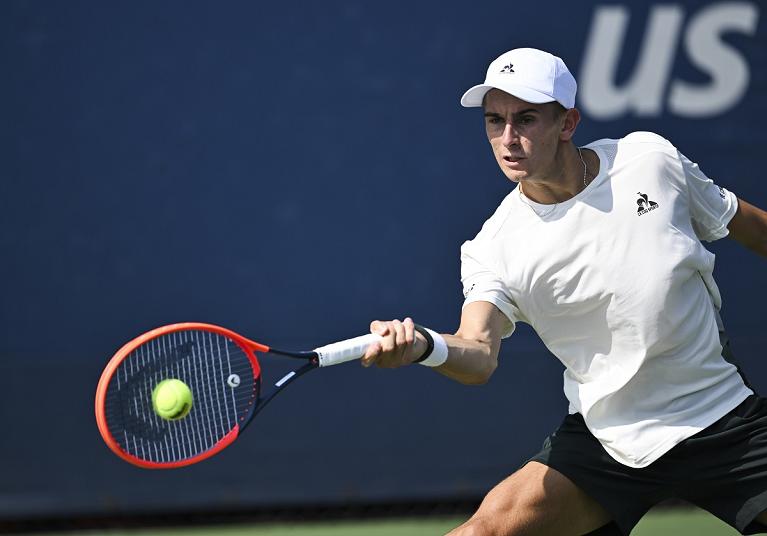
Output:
[432, 332, 501, 385]
[363, 303, 508, 384]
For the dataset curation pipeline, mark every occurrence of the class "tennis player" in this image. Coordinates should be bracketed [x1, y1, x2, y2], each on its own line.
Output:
[362, 48, 767, 535]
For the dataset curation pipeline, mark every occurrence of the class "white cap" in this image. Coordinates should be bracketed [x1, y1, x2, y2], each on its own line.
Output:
[460, 48, 577, 109]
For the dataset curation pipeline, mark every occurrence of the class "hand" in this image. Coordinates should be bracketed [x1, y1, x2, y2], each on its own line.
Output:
[361, 317, 428, 368]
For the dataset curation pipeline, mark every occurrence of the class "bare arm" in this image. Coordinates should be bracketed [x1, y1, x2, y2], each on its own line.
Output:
[361, 301, 511, 385]
[728, 197, 767, 257]
[434, 301, 509, 384]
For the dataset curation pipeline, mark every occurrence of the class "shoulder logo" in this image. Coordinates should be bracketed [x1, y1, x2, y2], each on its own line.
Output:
[636, 192, 659, 216]
[463, 282, 476, 298]
[500, 63, 514, 73]
[718, 186, 727, 199]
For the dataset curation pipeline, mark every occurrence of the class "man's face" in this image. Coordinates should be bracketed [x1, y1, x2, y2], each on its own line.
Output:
[483, 89, 566, 184]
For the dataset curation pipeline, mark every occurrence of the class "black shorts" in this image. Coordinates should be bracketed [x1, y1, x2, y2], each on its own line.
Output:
[528, 394, 767, 535]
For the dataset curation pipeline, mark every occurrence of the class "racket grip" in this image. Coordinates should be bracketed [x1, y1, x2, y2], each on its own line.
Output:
[314, 333, 383, 367]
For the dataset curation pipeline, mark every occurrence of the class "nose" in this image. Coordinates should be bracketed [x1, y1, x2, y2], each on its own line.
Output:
[501, 122, 518, 147]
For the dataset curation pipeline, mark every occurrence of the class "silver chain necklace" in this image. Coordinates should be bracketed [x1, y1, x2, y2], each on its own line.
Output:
[519, 146, 590, 217]
[578, 146, 589, 186]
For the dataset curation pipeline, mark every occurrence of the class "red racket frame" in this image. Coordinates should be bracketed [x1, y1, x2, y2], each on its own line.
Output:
[95, 323, 268, 469]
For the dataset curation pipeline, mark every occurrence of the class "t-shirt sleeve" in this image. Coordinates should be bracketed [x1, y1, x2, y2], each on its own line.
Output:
[460, 241, 518, 338]
[679, 151, 739, 242]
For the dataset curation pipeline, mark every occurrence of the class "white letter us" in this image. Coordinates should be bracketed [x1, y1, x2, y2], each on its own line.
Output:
[579, 2, 759, 119]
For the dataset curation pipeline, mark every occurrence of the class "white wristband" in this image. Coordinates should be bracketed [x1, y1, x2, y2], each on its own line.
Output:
[416, 326, 449, 367]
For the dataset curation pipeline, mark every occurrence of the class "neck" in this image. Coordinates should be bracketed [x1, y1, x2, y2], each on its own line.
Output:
[520, 143, 593, 205]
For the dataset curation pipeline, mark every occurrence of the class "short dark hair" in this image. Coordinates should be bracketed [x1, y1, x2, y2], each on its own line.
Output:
[549, 102, 568, 119]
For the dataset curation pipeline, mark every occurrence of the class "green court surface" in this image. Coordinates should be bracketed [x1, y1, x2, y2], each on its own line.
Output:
[8, 507, 745, 535]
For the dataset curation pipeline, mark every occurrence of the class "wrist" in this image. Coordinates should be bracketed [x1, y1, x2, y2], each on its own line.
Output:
[413, 324, 448, 367]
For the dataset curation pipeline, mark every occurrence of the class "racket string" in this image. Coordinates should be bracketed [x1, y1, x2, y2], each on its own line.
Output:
[104, 330, 258, 464]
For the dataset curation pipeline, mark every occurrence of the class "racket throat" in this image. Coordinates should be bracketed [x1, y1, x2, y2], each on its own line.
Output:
[275, 370, 297, 387]
[248, 361, 318, 422]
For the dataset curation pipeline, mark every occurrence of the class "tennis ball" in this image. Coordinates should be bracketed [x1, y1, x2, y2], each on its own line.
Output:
[152, 379, 193, 420]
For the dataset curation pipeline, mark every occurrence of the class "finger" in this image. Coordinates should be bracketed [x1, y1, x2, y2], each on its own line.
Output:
[370, 320, 390, 337]
[392, 320, 412, 366]
[392, 319, 406, 349]
[377, 322, 397, 353]
[403, 317, 415, 345]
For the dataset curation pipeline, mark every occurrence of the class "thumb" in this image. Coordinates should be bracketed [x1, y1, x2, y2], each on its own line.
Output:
[361, 341, 381, 368]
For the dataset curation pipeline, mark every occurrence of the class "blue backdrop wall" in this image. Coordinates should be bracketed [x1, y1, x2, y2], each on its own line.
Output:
[1, 0, 765, 519]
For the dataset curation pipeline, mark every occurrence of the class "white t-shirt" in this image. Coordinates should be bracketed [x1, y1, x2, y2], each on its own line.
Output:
[461, 131, 753, 468]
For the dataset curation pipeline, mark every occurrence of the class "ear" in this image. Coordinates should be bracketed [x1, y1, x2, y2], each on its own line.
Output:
[559, 108, 580, 142]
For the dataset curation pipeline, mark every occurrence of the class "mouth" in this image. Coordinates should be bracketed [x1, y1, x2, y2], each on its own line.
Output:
[502, 155, 525, 166]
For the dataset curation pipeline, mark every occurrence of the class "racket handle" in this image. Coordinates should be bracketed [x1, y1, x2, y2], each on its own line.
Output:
[314, 333, 383, 367]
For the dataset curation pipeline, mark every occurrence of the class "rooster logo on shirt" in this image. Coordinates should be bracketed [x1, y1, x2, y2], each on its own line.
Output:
[636, 192, 659, 216]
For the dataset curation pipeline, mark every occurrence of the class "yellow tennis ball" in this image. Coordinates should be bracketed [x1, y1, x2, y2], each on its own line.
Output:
[152, 379, 193, 420]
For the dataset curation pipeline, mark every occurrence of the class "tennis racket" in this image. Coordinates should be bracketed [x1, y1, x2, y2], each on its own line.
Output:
[95, 322, 381, 469]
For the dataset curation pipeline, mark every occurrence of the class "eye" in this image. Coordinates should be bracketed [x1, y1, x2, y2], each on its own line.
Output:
[485, 116, 504, 125]
[518, 115, 535, 125]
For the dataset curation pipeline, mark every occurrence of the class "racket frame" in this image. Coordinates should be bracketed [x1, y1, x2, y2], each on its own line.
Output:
[95, 322, 318, 469]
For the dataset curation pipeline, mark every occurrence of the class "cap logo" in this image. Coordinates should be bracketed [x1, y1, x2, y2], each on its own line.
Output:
[499, 63, 514, 73]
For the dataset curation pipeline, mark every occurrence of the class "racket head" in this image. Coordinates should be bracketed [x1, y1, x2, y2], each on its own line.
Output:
[95, 323, 267, 469]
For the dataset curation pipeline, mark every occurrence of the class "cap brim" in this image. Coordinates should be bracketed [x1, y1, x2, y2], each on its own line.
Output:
[460, 83, 556, 108]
